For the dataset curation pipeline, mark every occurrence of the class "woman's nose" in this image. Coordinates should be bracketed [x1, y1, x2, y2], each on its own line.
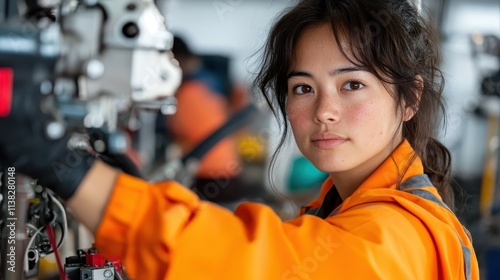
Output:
[314, 92, 340, 124]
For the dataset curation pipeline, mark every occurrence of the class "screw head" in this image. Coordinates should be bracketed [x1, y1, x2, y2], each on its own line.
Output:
[46, 122, 65, 139]
[103, 269, 113, 278]
[85, 60, 105, 79]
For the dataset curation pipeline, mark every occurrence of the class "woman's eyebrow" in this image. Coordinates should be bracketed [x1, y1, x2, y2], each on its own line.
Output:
[287, 66, 367, 80]
[329, 66, 366, 76]
[287, 71, 311, 79]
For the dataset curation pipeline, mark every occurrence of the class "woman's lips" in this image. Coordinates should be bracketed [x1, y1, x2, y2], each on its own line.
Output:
[311, 133, 347, 149]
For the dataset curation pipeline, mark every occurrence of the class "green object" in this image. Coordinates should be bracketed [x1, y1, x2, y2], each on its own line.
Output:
[287, 156, 329, 192]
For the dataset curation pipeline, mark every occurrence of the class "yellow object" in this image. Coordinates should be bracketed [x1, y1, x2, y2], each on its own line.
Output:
[480, 113, 499, 218]
[29, 198, 40, 204]
[237, 135, 265, 162]
[38, 256, 58, 279]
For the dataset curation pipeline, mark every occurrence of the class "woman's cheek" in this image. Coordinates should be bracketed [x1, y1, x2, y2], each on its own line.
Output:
[348, 103, 374, 124]
[287, 103, 305, 123]
[349, 104, 386, 138]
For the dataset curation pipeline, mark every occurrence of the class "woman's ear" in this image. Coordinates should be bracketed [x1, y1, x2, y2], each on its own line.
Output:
[404, 75, 423, 122]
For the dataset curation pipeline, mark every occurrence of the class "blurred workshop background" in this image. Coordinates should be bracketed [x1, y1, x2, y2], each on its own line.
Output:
[1, 0, 499, 279]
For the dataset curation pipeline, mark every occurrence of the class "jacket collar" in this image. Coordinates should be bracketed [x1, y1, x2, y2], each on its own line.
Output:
[355, 139, 423, 193]
[302, 139, 424, 213]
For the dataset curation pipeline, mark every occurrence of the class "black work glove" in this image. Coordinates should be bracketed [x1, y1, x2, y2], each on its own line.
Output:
[87, 128, 144, 179]
[0, 80, 95, 200]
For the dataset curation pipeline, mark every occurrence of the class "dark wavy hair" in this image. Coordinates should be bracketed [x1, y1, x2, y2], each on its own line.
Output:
[255, 0, 454, 210]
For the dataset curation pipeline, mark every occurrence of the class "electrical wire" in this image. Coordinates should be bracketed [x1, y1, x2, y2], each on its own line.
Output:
[48, 193, 68, 248]
[23, 193, 69, 273]
[55, 221, 65, 249]
[46, 224, 68, 280]
[24, 211, 58, 273]
[23, 222, 66, 272]
[24, 223, 47, 273]
[44, 222, 65, 254]
[26, 223, 38, 232]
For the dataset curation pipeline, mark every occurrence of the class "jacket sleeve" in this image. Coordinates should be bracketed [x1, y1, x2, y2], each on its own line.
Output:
[94, 173, 433, 280]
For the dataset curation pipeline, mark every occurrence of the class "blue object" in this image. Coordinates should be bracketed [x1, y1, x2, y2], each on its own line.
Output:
[184, 65, 225, 95]
[486, 247, 500, 280]
[287, 156, 329, 192]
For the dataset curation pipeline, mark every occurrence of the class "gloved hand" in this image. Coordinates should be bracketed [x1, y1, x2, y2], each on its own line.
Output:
[0, 79, 95, 200]
[87, 128, 144, 179]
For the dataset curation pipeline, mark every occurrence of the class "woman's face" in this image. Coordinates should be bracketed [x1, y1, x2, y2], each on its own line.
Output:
[286, 23, 405, 176]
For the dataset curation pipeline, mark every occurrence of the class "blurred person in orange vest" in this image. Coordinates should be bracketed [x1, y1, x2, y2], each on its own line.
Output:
[0, 0, 479, 279]
[164, 35, 248, 203]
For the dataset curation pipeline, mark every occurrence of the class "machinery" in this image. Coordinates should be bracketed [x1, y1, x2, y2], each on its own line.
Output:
[0, 0, 182, 279]
[463, 32, 500, 279]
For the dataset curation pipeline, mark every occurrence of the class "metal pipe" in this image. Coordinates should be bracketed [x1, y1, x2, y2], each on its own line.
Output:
[2, 174, 32, 280]
[0, 168, 9, 279]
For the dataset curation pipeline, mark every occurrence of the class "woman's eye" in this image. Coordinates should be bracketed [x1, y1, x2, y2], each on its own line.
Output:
[293, 85, 313, 95]
[343, 81, 364, 91]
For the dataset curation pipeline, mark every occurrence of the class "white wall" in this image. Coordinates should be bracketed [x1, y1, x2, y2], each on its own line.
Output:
[162, 0, 294, 82]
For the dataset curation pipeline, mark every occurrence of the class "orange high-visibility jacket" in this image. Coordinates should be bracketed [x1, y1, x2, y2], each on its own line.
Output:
[95, 140, 479, 279]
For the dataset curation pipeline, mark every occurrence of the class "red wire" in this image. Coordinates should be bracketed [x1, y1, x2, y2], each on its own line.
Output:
[46, 224, 69, 280]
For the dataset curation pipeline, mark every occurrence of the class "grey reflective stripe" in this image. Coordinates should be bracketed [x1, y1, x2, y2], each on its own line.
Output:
[406, 189, 452, 213]
[331, 207, 341, 216]
[462, 243, 472, 280]
[401, 175, 471, 280]
[399, 174, 433, 191]
[305, 206, 341, 216]
[305, 207, 319, 215]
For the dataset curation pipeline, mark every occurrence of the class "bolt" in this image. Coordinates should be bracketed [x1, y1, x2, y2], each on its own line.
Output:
[94, 140, 106, 153]
[103, 269, 113, 278]
[85, 59, 105, 80]
[46, 122, 65, 139]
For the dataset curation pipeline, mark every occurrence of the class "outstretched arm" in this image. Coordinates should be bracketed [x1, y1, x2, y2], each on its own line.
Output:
[67, 160, 118, 233]
[81, 166, 435, 280]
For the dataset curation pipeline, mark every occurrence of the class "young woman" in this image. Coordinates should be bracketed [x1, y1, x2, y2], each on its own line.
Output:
[0, 0, 479, 279]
